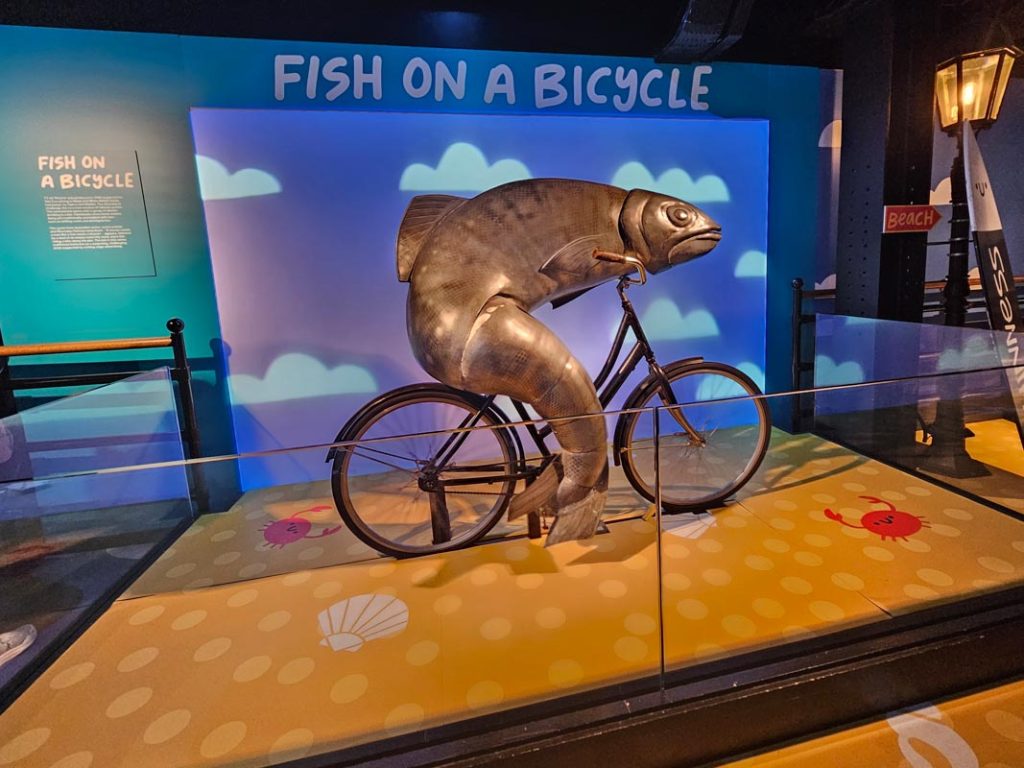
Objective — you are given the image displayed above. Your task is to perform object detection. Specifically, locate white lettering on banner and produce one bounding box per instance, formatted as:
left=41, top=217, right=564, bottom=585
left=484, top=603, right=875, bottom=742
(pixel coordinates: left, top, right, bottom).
left=640, top=69, right=663, bottom=107
left=433, top=60, right=466, bottom=101
left=484, top=64, right=515, bottom=105
left=352, top=55, right=383, bottom=100
left=612, top=67, right=638, bottom=112
left=668, top=69, right=687, bottom=108
left=403, top=57, right=431, bottom=98
left=587, top=67, right=611, bottom=104
left=306, top=55, right=321, bottom=99
left=276, top=54, right=382, bottom=101
left=274, top=53, right=713, bottom=111
left=323, top=57, right=351, bottom=101
left=691, top=65, right=712, bottom=110
left=274, top=54, right=304, bottom=100
left=537, top=63, right=712, bottom=110
left=535, top=64, right=567, bottom=108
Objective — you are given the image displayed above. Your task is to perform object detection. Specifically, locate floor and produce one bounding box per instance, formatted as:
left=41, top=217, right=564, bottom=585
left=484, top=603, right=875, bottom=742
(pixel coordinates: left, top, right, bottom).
left=2, top=429, right=1024, bottom=767
left=722, top=675, right=1024, bottom=767
left=0, top=497, right=189, bottom=695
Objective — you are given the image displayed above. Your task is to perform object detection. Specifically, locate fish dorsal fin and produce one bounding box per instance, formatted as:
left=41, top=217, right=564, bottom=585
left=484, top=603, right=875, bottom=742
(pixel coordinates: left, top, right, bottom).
left=538, top=234, right=612, bottom=285
left=396, top=194, right=467, bottom=282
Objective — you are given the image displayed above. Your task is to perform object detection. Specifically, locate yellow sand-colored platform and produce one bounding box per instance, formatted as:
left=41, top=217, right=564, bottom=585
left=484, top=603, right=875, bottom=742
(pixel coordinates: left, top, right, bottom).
left=723, top=676, right=1024, bottom=767
left=917, top=418, right=1024, bottom=514
left=967, top=418, right=1024, bottom=479
left=3, top=432, right=1024, bottom=768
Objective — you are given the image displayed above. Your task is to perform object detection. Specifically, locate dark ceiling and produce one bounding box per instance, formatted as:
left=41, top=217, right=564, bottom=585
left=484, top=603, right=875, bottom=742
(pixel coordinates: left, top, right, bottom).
left=2, top=0, right=1024, bottom=71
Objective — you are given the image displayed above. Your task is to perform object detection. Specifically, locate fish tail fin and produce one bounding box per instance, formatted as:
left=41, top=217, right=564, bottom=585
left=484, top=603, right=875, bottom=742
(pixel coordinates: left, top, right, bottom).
left=545, top=488, right=606, bottom=546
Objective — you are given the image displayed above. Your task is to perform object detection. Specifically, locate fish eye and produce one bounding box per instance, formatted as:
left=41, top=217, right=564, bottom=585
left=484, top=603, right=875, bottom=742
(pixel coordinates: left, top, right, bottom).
left=667, top=205, right=690, bottom=226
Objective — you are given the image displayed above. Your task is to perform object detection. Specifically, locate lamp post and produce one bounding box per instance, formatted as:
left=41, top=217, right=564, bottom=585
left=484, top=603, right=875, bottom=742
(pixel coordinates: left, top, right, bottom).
left=921, top=47, right=1019, bottom=478
left=935, top=46, right=1020, bottom=325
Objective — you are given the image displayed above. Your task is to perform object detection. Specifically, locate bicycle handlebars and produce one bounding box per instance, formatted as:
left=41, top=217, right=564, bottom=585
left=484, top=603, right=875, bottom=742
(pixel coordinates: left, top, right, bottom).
left=592, top=249, right=647, bottom=285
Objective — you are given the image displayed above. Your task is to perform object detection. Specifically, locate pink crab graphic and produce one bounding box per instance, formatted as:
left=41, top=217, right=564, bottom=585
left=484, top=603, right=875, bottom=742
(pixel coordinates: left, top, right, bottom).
left=260, top=505, right=342, bottom=549
left=825, top=496, right=930, bottom=541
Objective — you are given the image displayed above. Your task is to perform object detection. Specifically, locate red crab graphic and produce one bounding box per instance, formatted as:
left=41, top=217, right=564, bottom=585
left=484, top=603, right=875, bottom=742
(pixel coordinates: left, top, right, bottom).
left=824, top=496, right=930, bottom=541
left=260, top=505, right=342, bottom=549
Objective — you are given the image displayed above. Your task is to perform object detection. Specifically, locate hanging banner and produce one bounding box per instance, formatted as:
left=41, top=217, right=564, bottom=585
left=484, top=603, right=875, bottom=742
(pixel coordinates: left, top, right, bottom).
left=963, top=120, right=1024, bottom=448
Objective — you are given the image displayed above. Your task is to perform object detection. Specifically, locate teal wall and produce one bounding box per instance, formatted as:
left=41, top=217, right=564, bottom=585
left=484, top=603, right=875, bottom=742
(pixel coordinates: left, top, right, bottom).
left=0, top=27, right=218, bottom=361
left=0, top=25, right=831, bottom=421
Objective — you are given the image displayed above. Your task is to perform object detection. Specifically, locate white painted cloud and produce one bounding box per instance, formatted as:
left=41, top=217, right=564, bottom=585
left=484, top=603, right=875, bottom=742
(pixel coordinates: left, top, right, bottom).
left=229, top=353, right=377, bottom=405
left=818, top=119, right=842, bottom=148
left=937, top=335, right=993, bottom=372
left=734, top=250, right=766, bottom=278
left=814, top=354, right=865, bottom=386
left=738, top=362, right=765, bottom=391
left=399, top=142, right=531, bottom=192
left=930, top=176, right=951, bottom=206
left=815, top=273, right=836, bottom=291
left=641, top=299, right=720, bottom=341
left=195, top=155, right=282, bottom=201
left=610, top=162, right=730, bottom=203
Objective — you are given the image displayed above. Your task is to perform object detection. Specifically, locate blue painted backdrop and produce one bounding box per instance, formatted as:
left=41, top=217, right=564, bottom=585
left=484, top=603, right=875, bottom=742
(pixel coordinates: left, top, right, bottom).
left=192, top=110, right=769, bottom=486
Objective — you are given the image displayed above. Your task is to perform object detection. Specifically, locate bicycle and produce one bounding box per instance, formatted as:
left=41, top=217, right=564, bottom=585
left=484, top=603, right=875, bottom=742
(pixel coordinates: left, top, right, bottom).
left=327, top=250, right=771, bottom=558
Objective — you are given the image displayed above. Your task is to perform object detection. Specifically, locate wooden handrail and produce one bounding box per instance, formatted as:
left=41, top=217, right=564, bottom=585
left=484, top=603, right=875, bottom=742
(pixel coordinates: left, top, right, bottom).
left=0, top=336, right=172, bottom=357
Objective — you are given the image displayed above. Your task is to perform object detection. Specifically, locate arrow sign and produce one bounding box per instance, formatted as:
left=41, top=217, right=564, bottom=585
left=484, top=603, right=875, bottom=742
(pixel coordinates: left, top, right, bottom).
left=882, top=204, right=943, bottom=233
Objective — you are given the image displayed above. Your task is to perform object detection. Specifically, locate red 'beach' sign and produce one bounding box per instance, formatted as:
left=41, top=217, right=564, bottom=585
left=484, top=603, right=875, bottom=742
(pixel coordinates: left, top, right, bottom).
left=882, top=204, right=943, bottom=233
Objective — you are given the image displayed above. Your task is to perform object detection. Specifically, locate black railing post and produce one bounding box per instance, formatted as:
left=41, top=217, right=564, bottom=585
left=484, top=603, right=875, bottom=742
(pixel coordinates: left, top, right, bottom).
left=167, top=318, right=209, bottom=511
left=791, top=278, right=805, bottom=433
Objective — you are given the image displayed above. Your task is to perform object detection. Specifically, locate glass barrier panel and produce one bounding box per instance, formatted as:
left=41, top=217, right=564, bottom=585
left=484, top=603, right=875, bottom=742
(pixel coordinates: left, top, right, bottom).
left=0, top=368, right=191, bottom=695
left=1, top=408, right=662, bottom=766
left=814, top=313, right=1018, bottom=384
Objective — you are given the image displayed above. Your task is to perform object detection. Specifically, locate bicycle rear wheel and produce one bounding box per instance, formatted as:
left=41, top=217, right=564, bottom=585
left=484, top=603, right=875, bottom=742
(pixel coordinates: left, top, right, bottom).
left=331, top=385, right=517, bottom=557
left=618, top=361, right=770, bottom=511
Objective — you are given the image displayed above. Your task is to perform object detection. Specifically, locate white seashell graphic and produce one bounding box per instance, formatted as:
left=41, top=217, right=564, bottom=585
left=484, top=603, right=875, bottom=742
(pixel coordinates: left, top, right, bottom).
left=663, top=513, right=717, bottom=540
left=318, top=593, right=409, bottom=652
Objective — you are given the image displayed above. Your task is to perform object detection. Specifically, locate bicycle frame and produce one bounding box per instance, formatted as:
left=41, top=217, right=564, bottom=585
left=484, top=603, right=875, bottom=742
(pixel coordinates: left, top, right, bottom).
left=424, top=275, right=703, bottom=486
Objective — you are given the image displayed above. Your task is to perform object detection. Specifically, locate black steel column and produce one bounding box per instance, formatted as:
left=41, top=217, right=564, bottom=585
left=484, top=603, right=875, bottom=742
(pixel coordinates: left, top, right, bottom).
left=830, top=0, right=937, bottom=460
left=835, top=0, right=936, bottom=320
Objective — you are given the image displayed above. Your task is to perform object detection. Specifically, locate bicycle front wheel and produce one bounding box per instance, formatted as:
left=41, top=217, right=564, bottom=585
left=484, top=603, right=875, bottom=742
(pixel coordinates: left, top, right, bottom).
left=619, top=362, right=770, bottom=511
left=331, top=386, right=517, bottom=557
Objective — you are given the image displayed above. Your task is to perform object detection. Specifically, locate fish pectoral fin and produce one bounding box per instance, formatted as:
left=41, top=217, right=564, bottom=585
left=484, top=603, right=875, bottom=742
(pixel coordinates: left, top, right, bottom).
left=396, top=194, right=467, bottom=282
left=508, top=459, right=561, bottom=521
left=550, top=286, right=597, bottom=309
left=538, top=234, right=617, bottom=286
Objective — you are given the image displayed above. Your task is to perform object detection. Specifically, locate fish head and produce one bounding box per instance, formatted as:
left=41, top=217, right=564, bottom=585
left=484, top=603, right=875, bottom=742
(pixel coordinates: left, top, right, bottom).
left=620, top=190, right=721, bottom=274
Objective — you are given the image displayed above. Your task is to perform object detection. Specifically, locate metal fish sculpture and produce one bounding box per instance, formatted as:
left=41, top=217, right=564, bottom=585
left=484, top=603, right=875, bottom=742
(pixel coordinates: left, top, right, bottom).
left=398, top=178, right=721, bottom=545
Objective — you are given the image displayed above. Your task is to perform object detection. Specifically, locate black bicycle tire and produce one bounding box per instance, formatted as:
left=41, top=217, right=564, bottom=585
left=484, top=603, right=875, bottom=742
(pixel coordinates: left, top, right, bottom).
left=330, top=385, right=517, bottom=558
left=618, top=361, right=771, bottom=512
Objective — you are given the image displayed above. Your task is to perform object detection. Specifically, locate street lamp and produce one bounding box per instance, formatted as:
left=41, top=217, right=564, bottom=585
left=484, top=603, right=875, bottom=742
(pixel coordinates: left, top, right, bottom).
left=935, top=46, right=1020, bottom=325
left=923, top=47, right=1019, bottom=478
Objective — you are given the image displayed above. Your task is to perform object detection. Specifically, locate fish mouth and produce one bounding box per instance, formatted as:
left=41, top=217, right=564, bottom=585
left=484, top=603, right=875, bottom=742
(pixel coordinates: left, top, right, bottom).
left=667, top=227, right=722, bottom=263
